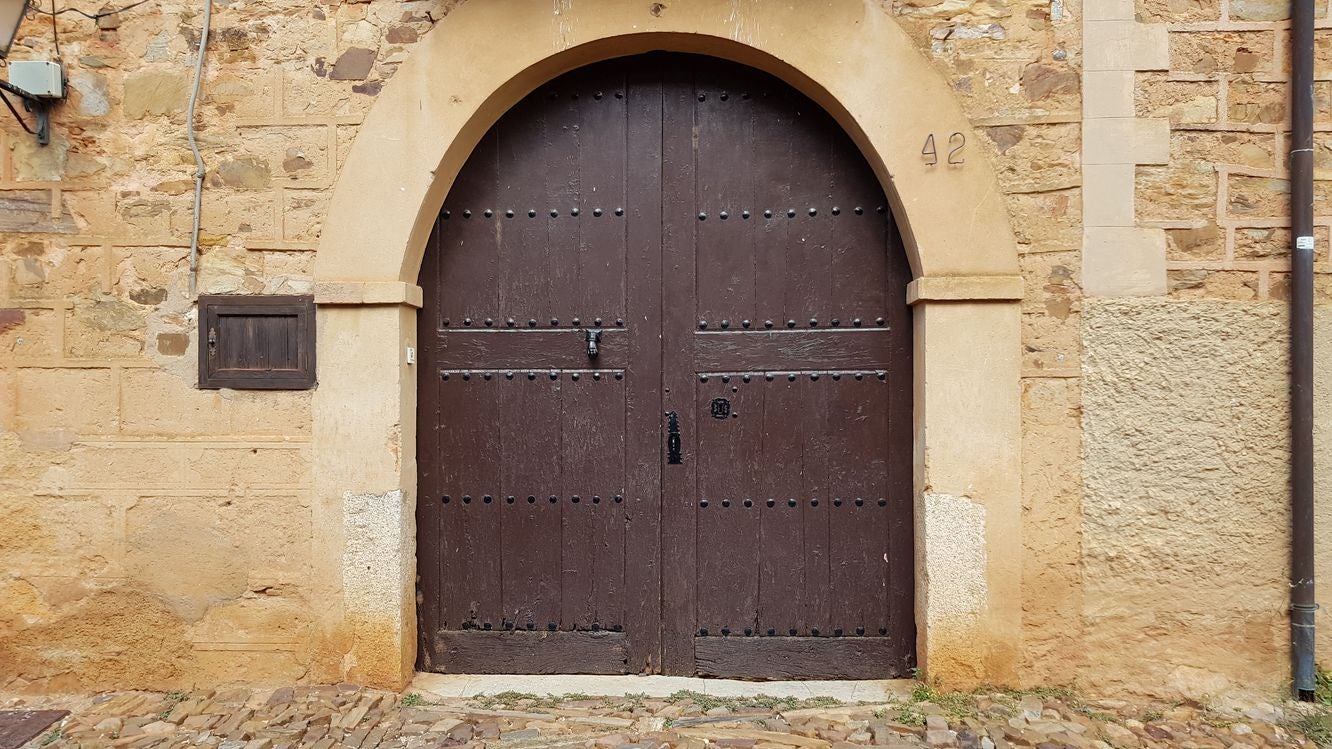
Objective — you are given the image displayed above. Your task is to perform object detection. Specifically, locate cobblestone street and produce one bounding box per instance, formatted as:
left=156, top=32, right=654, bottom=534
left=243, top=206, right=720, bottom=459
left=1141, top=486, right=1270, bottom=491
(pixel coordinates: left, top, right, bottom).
left=5, top=683, right=1330, bottom=749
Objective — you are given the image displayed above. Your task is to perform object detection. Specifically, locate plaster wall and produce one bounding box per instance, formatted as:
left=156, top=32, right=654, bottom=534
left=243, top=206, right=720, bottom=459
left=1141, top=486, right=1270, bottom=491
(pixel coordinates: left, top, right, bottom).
left=0, top=0, right=1329, bottom=696
left=1081, top=299, right=1332, bottom=698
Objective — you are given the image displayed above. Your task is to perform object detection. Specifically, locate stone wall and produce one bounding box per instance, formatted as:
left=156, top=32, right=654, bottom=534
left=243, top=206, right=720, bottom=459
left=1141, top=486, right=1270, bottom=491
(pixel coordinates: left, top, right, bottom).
left=0, top=0, right=1327, bottom=694
left=0, top=0, right=457, bottom=691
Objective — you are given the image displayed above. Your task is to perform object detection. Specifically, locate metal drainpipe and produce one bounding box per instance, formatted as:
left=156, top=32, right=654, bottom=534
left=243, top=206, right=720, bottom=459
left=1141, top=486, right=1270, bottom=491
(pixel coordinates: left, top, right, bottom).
left=1290, top=0, right=1318, bottom=703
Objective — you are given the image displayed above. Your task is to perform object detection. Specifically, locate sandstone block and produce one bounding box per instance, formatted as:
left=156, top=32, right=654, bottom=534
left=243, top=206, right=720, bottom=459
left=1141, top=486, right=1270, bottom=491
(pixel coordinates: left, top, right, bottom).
left=120, top=369, right=232, bottom=435
left=16, top=368, right=117, bottom=434
left=1082, top=227, right=1167, bottom=297
left=0, top=191, right=78, bottom=234
left=0, top=307, right=60, bottom=359
left=71, top=71, right=111, bottom=116
left=123, top=69, right=190, bottom=119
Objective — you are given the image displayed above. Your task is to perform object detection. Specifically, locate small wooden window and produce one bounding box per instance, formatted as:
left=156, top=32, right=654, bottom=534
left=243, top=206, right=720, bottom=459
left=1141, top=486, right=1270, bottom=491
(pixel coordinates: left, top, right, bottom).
left=198, top=295, right=316, bottom=390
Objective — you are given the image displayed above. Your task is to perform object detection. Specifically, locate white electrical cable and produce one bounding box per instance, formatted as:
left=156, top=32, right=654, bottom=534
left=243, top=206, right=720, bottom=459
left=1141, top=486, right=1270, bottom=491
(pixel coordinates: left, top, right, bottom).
left=185, top=0, right=211, bottom=297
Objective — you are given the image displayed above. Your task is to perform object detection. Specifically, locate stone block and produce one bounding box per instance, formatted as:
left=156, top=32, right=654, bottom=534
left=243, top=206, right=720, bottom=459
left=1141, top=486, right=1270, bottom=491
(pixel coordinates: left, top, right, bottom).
left=0, top=307, right=61, bottom=359
left=1228, top=80, right=1288, bottom=126
left=1084, top=71, right=1135, bottom=119
left=991, top=123, right=1080, bottom=193
left=1171, top=130, right=1277, bottom=170
left=16, top=368, right=117, bottom=434
left=283, top=189, right=332, bottom=242
left=193, top=246, right=268, bottom=296
left=48, top=444, right=171, bottom=491
left=224, top=390, right=313, bottom=437
left=1136, top=0, right=1221, bottom=22
left=1234, top=226, right=1329, bottom=261
left=1020, top=250, right=1081, bottom=318
left=1085, top=21, right=1169, bottom=71
left=1022, top=308, right=1081, bottom=373
left=156, top=332, right=190, bottom=356
left=1230, top=0, right=1292, bottom=21
left=125, top=498, right=249, bottom=620
left=120, top=369, right=231, bottom=436
left=1083, top=164, right=1135, bottom=227
left=1135, top=75, right=1218, bottom=124
left=1165, top=224, right=1226, bottom=262
left=1168, top=269, right=1259, bottom=300
left=179, top=444, right=312, bottom=489
left=1135, top=164, right=1217, bottom=222
left=222, top=495, right=313, bottom=582
left=1171, top=31, right=1275, bottom=77
left=65, top=297, right=147, bottom=360
left=1226, top=174, right=1290, bottom=219
left=7, top=244, right=106, bottom=301
left=116, top=191, right=188, bottom=238
left=114, top=246, right=190, bottom=301
left=1084, top=0, right=1134, bottom=20
left=0, top=494, right=123, bottom=577
left=12, top=134, right=70, bottom=182
left=237, top=126, right=334, bottom=184
left=0, top=191, right=78, bottom=236
left=285, top=69, right=357, bottom=118
left=1082, top=227, right=1167, bottom=297
left=1082, top=118, right=1170, bottom=165
left=122, top=69, right=190, bottom=119
left=70, top=71, right=111, bottom=117
left=1005, top=189, right=1080, bottom=253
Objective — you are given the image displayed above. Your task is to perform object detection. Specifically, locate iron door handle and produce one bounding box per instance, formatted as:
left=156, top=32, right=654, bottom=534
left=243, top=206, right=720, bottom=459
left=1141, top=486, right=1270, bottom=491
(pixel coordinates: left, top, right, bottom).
left=585, top=328, right=602, bottom=358
left=666, top=411, right=682, bottom=464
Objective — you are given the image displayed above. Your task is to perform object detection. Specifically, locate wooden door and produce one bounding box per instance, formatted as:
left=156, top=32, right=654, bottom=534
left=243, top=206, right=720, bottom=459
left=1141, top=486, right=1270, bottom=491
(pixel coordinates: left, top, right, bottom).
left=416, top=59, right=663, bottom=674
left=659, top=60, right=915, bottom=679
left=417, top=53, right=915, bottom=678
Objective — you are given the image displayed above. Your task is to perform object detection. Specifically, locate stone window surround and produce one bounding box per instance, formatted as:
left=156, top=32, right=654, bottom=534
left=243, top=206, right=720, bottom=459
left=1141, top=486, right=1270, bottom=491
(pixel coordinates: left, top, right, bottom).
left=309, top=0, right=1025, bottom=688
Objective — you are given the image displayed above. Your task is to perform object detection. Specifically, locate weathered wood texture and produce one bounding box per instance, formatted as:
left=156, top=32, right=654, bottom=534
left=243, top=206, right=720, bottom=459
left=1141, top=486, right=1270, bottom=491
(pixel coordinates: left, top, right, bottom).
left=0, top=710, right=68, bottom=749
left=198, top=295, right=316, bottom=390
left=430, top=631, right=629, bottom=674
left=418, top=53, right=914, bottom=679
left=694, top=637, right=913, bottom=679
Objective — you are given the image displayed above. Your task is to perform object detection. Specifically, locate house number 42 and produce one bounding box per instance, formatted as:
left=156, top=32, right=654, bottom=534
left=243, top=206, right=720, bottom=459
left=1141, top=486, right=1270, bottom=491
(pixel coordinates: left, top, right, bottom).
left=922, top=132, right=965, bottom=166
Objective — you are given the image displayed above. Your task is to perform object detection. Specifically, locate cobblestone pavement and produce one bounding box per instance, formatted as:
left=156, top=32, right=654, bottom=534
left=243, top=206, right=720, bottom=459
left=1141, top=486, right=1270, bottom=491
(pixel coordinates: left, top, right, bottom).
left=6, top=683, right=1331, bottom=749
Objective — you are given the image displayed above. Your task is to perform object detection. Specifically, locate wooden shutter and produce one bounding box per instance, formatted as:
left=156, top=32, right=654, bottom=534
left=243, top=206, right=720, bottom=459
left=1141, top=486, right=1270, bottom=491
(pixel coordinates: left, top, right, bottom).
left=198, top=295, right=316, bottom=390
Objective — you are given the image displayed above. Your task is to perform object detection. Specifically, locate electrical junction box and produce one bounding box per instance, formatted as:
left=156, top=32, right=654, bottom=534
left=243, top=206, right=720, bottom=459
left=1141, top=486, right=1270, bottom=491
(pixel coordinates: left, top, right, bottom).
left=7, top=61, right=64, bottom=98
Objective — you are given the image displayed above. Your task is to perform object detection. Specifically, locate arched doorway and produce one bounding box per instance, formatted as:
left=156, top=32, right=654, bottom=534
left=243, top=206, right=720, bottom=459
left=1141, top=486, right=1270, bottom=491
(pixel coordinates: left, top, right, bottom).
left=311, top=0, right=1025, bottom=690
left=415, top=54, right=915, bottom=678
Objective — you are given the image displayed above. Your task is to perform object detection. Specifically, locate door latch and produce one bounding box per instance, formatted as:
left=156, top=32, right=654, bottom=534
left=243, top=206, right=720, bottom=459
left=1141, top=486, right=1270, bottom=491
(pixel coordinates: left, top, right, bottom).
left=666, top=411, right=682, bottom=464
left=585, top=328, right=603, bottom=358
left=207, top=326, right=217, bottom=358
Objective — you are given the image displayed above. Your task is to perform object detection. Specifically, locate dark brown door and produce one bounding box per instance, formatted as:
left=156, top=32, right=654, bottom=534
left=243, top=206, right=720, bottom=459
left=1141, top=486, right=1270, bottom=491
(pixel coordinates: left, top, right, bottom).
left=417, top=54, right=914, bottom=678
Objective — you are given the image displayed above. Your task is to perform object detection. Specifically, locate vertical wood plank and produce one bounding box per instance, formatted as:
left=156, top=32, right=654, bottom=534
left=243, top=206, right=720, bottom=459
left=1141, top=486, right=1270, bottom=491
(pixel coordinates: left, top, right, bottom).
left=499, top=375, right=563, bottom=631
left=827, top=376, right=891, bottom=636
left=622, top=60, right=664, bottom=671
left=416, top=226, right=442, bottom=667
left=757, top=376, right=804, bottom=636
left=695, top=374, right=761, bottom=636
left=498, top=93, right=549, bottom=322
left=885, top=222, right=916, bottom=662
left=660, top=58, right=700, bottom=674
left=439, top=374, right=502, bottom=628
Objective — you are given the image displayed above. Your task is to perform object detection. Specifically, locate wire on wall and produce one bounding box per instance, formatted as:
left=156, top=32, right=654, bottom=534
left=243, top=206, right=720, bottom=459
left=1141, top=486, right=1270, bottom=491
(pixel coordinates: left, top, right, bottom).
left=185, top=0, right=211, bottom=297
left=48, top=0, right=59, bottom=58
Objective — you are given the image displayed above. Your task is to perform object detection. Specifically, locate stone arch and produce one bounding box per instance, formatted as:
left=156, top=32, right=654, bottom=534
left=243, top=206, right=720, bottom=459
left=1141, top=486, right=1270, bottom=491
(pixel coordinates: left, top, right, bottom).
left=311, top=0, right=1024, bottom=689
left=313, top=0, right=1021, bottom=286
